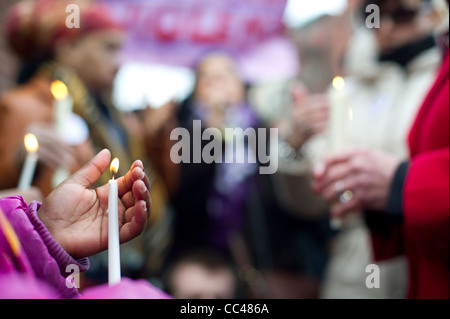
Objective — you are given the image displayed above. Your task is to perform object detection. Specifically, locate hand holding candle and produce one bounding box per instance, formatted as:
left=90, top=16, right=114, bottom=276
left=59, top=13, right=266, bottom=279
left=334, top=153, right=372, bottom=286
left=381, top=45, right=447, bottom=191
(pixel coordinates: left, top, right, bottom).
left=313, top=149, right=401, bottom=219
left=38, top=149, right=151, bottom=260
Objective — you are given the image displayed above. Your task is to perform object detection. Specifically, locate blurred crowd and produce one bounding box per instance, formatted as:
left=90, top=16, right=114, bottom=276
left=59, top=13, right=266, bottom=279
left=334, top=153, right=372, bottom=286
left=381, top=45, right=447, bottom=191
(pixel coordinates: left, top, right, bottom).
left=0, top=0, right=448, bottom=299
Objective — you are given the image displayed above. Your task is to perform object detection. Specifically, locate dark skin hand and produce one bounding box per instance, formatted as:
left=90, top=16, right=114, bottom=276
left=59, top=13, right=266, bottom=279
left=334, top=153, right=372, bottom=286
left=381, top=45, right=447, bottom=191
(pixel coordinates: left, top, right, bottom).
left=38, top=149, right=151, bottom=259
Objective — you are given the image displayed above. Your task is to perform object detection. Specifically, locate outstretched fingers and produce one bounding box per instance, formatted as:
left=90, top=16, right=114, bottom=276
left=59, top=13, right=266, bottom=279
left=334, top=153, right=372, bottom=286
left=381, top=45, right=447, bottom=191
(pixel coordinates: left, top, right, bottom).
left=112, top=160, right=152, bottom=244
left=117, top=160, right=149, bottom=197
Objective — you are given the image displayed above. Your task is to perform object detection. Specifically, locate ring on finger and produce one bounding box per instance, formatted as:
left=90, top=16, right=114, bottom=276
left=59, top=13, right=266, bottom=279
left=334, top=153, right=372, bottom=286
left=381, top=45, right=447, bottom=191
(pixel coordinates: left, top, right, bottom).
left=340, top=190, right=354, bottom=204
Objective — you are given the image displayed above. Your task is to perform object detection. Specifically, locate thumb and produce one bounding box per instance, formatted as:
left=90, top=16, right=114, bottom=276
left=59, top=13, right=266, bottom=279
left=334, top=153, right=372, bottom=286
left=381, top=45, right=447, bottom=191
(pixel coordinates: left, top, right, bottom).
left=66, top=149, right=111, bottom=188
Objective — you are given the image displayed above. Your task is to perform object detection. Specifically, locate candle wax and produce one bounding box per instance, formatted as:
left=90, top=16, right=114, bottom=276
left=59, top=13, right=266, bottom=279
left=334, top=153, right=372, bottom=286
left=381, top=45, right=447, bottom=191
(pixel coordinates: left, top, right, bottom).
left=108, top=178, right=121, bottom=285
left=18, top=152, right=38, bottom=190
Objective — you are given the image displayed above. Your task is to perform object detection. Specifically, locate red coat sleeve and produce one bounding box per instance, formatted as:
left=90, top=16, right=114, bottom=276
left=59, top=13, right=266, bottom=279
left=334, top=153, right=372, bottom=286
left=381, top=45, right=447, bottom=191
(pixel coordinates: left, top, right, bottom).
left=403, top=50, right=449, bottom=247
left=403, top=148, right=449, bottom=244
left=370, top=224, right=404, bottom=261
left=371, top=51, right=449, bottom=262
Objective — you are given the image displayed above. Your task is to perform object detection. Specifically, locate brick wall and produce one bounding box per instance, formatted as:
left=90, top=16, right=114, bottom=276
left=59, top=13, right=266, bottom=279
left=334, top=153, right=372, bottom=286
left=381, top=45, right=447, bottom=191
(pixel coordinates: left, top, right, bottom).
left=0, top=0, right=20, bottom=94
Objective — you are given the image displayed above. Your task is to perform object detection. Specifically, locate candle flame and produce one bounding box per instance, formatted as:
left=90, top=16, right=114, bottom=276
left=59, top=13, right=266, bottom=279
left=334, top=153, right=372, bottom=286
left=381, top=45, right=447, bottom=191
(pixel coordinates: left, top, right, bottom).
left=349, top=107, right=354, bottom=122
left=50, top=80, right=69, bottom=100
left=110, top=158, right=119, bottom=178
left=24, top=134, right=39, bottom=153
left=332, top=76, right=345, bottom=91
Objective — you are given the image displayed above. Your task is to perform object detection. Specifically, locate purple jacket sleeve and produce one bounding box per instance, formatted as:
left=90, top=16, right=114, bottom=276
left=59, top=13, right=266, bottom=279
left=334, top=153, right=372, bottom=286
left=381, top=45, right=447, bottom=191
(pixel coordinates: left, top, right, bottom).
left=0, top=196, right=89, bottom=298
left=79, top=278, right=173, bottom=299
left=0, top=196, right=173, bottom=299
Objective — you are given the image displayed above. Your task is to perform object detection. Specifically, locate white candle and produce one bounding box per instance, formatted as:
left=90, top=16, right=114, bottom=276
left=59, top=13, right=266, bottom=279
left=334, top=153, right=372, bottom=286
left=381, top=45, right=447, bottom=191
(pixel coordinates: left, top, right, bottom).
left=51, top=80, right=73, bottom=188
left=51, top=80, right=73, bottom=136
left=108, top=158, right=121, bottom=286
left=18, top=134, right=39, bottom=190
left=328, top=76, right=350, bottom=230
left=329, top=76, right=348, bottom=152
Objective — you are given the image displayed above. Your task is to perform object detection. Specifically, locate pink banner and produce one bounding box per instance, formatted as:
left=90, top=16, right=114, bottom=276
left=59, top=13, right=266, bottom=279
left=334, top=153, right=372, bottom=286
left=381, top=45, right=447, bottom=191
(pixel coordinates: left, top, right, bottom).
left=98, top=0, right=299, bottom=82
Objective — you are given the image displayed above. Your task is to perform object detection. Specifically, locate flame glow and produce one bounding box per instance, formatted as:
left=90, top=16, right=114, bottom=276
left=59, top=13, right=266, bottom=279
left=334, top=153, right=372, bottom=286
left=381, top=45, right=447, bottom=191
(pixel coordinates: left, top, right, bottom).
left=110, top=158, right=120, bottom=178
left=24, top=134, right=39, bottom=153
left=349, top=107, right=354, bottom=122
left=50, top=80, right=69, bottom=100
left=332, top=76, right=345, bottom=91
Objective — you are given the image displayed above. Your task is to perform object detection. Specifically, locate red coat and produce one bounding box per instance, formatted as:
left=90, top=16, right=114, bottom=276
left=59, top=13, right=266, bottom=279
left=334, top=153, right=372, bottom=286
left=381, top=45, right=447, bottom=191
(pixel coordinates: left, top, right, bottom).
left=371, top=51, right=449, bottom=299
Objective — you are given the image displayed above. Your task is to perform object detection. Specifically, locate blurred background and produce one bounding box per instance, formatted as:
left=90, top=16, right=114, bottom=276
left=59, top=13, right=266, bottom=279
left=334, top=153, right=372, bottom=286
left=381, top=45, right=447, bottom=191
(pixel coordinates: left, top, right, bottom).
left=0, top=0, right=447, bottom=300
left=0, top=0, right=350, bottom=110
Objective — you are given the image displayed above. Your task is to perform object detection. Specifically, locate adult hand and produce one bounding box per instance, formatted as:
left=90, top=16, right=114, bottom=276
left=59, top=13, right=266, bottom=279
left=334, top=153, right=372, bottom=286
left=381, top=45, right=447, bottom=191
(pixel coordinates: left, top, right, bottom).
left=313, top=148, right=401, bottom=217
left=38, top=149, right=151, bottom=259
left=286, top=83, right=329, bottom=149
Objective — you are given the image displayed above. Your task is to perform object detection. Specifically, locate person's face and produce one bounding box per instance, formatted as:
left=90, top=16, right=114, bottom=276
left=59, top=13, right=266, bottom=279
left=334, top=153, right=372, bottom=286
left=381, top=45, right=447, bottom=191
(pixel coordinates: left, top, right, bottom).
left=58, top=30, right=124, bottom=92
left=171, top=263, right=236, bottom=299
left=374, top=0, right=436, bottom=53
left=194, top=54, right=245, bottom=107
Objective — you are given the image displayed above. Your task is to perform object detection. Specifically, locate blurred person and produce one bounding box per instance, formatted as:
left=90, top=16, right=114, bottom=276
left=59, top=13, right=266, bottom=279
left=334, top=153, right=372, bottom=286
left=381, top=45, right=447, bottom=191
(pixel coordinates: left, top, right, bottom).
left=163, top=250, right=238, bottom=299
left=163, top=52, right=316, bottom=299
left=273, top=0, right=443, bottom=298
left=314, top=0, right=449, bottom=299
left=166, top=53, right=257, bottom=258
left=0, top=0, right=110, bottom=198
left=0, top=149, right=171, bottom=299
left=166, top=51, right=260, bottom=266
left=0, top=0, right=173, bottom=284
left=251, top=13, right=363, bottom=289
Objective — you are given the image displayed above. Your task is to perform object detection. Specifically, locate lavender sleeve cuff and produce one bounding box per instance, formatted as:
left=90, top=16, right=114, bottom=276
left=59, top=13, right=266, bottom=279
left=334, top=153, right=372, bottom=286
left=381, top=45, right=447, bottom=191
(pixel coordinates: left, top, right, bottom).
left=26, top=201, right=90, bottom=274
left=0, top=196, right=89, bottom=298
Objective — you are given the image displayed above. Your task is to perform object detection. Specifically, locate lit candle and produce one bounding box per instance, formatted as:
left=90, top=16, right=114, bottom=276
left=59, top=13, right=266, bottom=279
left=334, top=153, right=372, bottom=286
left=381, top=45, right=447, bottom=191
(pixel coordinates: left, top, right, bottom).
left=18, top=134, right=39, bottom=190
left=329, top=76, right=348, bottom=152
left=50, top=80, right=73, bottom=187
left=108, top=158, right=121, bottom=286
left=51, top=80, right=73, bottom=135
left=328, top=76, right=351, bottom=230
